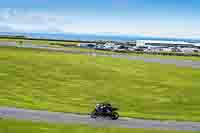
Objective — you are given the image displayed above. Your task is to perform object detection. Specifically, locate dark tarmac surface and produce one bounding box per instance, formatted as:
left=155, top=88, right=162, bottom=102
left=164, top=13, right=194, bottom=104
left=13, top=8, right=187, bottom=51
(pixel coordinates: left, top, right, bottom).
left=1, top=42, right=200, bottom=68
left=0, top=107, right=200, bottom=131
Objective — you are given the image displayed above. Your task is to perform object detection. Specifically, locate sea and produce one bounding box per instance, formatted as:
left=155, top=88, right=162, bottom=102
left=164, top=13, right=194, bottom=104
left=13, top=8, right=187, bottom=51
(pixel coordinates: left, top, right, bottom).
left=0, top=32, right=199, bottom=43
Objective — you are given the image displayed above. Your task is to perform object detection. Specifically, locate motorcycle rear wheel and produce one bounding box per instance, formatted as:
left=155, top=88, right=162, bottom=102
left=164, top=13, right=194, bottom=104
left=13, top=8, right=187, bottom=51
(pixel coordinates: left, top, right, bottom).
left=90, top=110, right=97, bottom=118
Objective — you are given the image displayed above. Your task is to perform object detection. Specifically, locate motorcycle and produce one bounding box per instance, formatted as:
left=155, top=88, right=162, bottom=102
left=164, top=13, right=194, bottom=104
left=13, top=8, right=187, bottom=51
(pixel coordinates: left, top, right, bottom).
left=90, top=106, right=119, bottom=120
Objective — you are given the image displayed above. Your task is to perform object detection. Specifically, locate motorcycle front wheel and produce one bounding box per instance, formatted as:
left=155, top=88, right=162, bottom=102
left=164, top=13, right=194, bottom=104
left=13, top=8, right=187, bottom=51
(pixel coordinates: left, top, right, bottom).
left=111, top=112, right=119, bottom=120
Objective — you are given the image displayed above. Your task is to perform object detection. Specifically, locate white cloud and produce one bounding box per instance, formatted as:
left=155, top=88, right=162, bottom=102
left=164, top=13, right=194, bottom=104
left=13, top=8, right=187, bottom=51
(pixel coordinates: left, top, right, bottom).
left=0, top=8, right=73, bottom=33
left=0, top=8, right=199, bottom=39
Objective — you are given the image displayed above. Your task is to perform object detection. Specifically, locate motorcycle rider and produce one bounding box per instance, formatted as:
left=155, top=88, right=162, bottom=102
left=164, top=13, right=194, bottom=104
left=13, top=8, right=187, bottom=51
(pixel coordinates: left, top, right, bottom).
left=95, top=103, right=101, bottom=111
left=95, top=103, right=112, bottom=113
left=91, top=103, right=119, bottom=120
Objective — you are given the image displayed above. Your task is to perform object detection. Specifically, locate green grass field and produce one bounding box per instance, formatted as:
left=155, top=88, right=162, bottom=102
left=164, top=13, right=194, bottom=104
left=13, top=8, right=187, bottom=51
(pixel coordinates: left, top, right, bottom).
left=0, top=47, right=200, bottom=121
left=51, top=46, right=116, bottom=54
left=0, top=38, right=79, bottom=46
left=0, top=119, right=196, bottom=133
left=1, top=38, right=200, bottom=61
left=128, top=53, right=200, bottom=61
left=0, top=38, right=116, bottom=54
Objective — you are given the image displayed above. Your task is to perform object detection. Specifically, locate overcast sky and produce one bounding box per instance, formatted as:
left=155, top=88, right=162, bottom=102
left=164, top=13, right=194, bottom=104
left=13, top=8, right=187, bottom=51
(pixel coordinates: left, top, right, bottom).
left=0, top=0, right=200, bottom=38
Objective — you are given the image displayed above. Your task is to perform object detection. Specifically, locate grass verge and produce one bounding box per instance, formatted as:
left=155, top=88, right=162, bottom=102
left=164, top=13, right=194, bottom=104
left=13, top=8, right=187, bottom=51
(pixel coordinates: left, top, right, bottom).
left=127, top=53, right=200, bottom=61
left=0, top=38, right=79, bottom=46
left=0, top=47, right=200, bottom=121
left=1, top=38, right=200, bottom=61
left=0, top=118, right=197, bottom=133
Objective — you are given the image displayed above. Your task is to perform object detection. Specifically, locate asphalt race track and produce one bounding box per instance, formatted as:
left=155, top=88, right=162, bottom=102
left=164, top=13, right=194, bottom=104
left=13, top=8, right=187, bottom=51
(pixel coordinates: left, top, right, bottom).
left=1, top=42, right=200, bottom=68
left=0, top=107, right=200, bottom=131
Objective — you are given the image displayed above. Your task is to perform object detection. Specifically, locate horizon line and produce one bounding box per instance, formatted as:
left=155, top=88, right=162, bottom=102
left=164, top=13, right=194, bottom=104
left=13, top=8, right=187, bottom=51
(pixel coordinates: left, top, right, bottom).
left=0, top=31, right=199, bottom=41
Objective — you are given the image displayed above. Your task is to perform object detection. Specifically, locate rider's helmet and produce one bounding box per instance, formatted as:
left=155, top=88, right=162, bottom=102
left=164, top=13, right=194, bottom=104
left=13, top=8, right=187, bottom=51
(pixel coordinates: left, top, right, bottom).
left=95, top=103, right=100, bottom=109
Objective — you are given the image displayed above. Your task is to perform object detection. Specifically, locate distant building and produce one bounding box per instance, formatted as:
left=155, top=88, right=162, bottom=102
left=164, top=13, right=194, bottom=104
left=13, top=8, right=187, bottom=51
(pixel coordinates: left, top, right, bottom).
left=127, top=41, right=136, bottom=46
left=78, top=43, right=96, bottom=48
left=180, top=48, right=200, bottom=53
left=162, top=48, right=173, bottom=52
left=104, top=42, right=116, bottom=46
left=136, top=40, right=195, bottom=47
left=194, top=43, right=200, bottom=48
